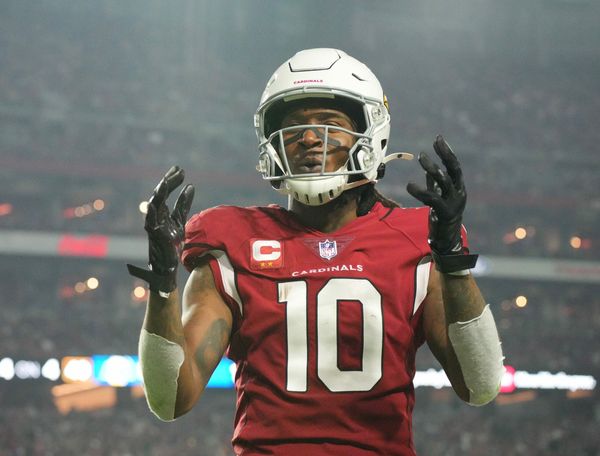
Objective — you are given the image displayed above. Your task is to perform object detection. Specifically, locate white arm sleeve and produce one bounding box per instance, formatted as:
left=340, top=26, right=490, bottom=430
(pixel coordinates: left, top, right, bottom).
left=448, top=304, right=505, bottom=406
left=138, top=329, right=185, bottom=421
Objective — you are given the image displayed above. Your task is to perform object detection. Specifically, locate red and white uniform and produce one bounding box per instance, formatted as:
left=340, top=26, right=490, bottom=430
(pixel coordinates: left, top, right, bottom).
left=182, top=202, right=453, bottom=456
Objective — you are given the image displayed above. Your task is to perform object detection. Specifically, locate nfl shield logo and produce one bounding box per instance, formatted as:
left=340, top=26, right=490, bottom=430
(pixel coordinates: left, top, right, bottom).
left=319, top=239, right=338, bottom=260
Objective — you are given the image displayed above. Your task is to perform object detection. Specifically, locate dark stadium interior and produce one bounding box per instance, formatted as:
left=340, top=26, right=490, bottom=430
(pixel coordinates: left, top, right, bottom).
left=0, top=1, right=598, bottom=455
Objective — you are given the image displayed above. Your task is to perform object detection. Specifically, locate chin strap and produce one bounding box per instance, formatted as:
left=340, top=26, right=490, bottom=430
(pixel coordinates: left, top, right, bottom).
left=373, top=152, right=414, bottom=180
left=352, top=152, right=415, bottom=187
left=383, top=152, right=415, bottom=163
left=342, top=177, right=372, bottom=191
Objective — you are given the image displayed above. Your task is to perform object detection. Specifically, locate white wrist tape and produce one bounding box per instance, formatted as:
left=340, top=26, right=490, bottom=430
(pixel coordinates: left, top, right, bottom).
left=448, top=305, right=504, bottom=406
left=446, top=269, right=471, bottom=276
left=139, top=329, right=185, bottom=421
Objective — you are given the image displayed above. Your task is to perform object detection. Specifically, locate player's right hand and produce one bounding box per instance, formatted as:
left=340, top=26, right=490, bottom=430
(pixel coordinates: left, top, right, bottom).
left=127, top=166, right=194, bottom=296
left=145, top=166, right=195, bottom=275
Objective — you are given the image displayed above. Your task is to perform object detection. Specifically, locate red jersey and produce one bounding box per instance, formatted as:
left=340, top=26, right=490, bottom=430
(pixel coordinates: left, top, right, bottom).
left=182, top=202, right=444, bottom=456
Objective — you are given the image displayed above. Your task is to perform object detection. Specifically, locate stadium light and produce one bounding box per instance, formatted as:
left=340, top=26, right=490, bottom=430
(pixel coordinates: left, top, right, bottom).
left=514, top=227, right=527, bottom=240
left=515, top=295, right=528, bottom=308
left=86, top=277, right=99, bottom=290
left=0, top=203, right=13, bottom=216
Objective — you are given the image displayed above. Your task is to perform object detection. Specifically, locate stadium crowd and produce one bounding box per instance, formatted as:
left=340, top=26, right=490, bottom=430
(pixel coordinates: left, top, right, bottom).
left=1, top=392, right=599, bottom=455
left=1, top=256, right=598, bottom=455
left=1, top=0, right=598, bottom=262
left=0, top=377, right=598, bottom=455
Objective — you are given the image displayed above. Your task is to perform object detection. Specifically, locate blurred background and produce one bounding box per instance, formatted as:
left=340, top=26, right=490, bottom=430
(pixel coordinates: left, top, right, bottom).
left=0, top=0, right=599, bottom=454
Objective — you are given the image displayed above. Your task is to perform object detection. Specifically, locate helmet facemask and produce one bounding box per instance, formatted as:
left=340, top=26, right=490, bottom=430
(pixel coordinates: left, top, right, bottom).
left=257, top=94, right=389, bottom=206
left=257, top=120, right=378, bottom=201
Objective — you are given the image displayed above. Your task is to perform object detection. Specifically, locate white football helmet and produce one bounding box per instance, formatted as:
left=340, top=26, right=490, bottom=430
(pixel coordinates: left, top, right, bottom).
left=255, top=48, right=393, bottom=206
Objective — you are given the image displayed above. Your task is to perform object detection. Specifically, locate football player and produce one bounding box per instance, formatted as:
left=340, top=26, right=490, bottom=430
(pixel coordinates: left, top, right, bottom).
left=128, top=48, right=504, bottom=456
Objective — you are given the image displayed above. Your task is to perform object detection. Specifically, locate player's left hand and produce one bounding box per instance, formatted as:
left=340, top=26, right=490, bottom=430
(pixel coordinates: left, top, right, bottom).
left=406, top=135, right=466, bottom=256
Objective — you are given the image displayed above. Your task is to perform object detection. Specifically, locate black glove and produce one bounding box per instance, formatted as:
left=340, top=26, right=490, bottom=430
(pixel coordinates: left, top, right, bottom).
left=406, top=135, right=477, bottom=273
left=127, top=166, right=195, bottom=296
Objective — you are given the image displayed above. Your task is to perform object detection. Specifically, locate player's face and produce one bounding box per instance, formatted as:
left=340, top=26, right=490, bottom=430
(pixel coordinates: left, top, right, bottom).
left=279, top=107, right=357, bottom=175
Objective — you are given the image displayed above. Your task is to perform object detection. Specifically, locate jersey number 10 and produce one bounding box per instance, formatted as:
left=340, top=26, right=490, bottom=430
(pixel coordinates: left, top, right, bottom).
left=278, top=278, right=383, bottom=393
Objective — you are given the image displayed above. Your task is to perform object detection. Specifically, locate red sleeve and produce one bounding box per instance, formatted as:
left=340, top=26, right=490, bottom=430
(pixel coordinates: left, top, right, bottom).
left=181, top=206, right=230, bottom=271
left=180, top=206, right=244, bottom=327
